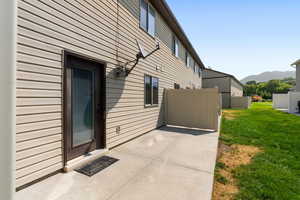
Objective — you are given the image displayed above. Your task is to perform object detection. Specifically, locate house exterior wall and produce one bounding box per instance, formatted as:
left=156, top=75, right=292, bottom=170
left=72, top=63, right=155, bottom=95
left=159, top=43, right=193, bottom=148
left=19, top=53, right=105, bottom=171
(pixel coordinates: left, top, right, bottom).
left=156, top=13, right=173, bottom=50
left=202, top=77, right=230, bottom=93
left=119, top=0, right=139, bottom=19
left=202, top=69, right=243, bottom=108
left=231, top=97, right=251, bottom=109
left=288, top=92, right=300, bottom=113
left=203, top=69, right=225, bottom=79
left=231, top=79, right=243, bottom=97
left=16, top=0, right=202, bottom=188
left=221, top=93, right=231, bottom=108
left=296, top=64, right=300, bottom=92
left=202, top=70, right=230, bottom=93
left=202, top=69, right=230, bottom=108
left=202, top=78, right=230, bottom=108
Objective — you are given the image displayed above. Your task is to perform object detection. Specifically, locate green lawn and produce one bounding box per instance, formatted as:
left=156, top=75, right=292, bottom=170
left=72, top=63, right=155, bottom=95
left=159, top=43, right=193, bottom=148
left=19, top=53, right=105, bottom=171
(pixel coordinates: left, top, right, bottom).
left=221, top=102, right=300, bottom=200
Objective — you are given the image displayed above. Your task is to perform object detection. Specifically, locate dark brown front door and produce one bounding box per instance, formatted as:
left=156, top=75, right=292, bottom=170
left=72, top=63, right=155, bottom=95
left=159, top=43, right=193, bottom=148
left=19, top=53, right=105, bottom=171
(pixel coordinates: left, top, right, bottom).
left=64, top=52, right=105, bottom=161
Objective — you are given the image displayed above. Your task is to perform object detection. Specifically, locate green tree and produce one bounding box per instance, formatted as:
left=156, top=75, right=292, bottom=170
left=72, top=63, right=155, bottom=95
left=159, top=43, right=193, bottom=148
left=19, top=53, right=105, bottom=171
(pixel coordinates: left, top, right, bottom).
left=243, top=78, right=294, bottom=99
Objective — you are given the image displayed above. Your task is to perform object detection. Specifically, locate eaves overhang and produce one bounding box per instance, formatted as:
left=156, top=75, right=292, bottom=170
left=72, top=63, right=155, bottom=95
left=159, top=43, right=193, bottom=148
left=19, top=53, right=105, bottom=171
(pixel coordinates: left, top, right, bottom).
left=149, top=0, right=205, bottom=69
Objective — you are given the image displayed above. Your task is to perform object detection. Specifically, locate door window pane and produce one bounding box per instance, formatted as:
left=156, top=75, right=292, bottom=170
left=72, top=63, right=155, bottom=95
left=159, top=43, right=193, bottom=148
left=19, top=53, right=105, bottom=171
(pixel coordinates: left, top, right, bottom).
left=72, top=68, right=94, bottom=147
left=145, top=75, right=152, bottom=105
left=152, top=77, right=159, bottom=105
left=140, top=0, right=148, bottom=31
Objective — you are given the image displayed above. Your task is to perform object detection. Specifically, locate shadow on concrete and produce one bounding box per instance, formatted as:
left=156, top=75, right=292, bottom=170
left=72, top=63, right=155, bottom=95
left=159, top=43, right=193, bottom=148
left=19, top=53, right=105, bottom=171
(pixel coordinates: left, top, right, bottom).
left=158, top=125, right=216, bottom=136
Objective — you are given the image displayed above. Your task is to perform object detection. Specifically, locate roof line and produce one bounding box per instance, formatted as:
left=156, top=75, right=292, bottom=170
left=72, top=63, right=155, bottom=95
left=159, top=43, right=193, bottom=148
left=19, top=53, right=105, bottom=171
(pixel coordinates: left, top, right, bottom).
left=150, top=0, right=205, bottom=69
left=204, top=68, right=244, bottom=87
left=291, top=59, right=300, bottom=66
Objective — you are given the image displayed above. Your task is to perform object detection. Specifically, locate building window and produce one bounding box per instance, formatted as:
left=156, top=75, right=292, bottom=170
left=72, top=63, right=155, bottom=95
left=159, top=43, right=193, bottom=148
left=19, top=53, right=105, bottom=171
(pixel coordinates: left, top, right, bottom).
left=148, top=5, right=156, bottom=36
left=144, top=75, right=159, bottom=106
left=198, top=66, right=202, bottom=78
left=172, top=36, right=179, bottom=57
left=174, top=83, right=180, bottom=89
left=140, top=0, right=148, bottom=31
left=190, top=58, right=194, bottom=68
left=193, top=63, right=197, bottom=73
left=140, top=0, right=156, bottom=36
left=185, top=52, right=190, bottom=67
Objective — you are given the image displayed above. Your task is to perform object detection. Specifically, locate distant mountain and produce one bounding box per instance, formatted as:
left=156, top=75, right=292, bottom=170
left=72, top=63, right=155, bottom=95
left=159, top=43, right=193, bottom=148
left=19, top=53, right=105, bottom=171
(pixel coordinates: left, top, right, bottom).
left=241, top=71, right=296, bottom=84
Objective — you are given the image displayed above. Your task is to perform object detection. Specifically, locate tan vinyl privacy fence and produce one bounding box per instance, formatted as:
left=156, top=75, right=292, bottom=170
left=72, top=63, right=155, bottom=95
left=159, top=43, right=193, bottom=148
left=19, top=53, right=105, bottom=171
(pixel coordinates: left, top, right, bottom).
left=165, top=88, right=221, bottom=130
left=231, top=96, right=251, bottom=109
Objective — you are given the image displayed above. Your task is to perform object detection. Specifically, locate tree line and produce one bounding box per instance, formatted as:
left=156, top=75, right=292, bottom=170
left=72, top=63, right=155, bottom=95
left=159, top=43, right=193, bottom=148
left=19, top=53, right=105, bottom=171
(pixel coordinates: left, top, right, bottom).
left=244, top=77, right=295, bottom=99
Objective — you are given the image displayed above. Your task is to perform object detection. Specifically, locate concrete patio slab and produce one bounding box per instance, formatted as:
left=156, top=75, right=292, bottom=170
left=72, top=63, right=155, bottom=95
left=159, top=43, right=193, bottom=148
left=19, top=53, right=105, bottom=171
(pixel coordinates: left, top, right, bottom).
left=109, top=161, right=214, bottom=200
left=16, top=125, right=219, bottom=200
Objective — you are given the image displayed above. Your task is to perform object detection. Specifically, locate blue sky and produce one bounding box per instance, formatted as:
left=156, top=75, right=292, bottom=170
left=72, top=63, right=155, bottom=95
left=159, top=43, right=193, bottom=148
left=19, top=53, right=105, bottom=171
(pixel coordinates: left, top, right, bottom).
left=166, top=0, right=300, bottom=79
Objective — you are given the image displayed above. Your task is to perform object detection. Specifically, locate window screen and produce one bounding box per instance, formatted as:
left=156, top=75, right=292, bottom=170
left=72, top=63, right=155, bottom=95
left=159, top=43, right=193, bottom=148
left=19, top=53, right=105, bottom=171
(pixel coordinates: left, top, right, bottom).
left=140, top=0, right=148, bottom=31
left=148, top=5, right=156, bottom=36
left=140, top=0, right=156, bottom=36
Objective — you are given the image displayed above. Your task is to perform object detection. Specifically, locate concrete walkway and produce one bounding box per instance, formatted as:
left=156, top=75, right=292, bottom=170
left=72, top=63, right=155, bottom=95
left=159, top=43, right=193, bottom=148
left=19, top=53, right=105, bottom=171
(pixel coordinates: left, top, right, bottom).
left=16, top=126, right=219, bottom=200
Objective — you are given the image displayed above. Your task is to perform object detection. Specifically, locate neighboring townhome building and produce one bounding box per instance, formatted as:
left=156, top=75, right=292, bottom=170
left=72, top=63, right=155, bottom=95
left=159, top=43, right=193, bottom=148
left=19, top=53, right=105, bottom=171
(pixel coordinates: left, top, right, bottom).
left=202, top=69, right=244, bottom=108
left=288, top=59, right=300, bottom=113
left=292, top=59, right=300, bottom=92
left=14, top=0, right=205, bottom=189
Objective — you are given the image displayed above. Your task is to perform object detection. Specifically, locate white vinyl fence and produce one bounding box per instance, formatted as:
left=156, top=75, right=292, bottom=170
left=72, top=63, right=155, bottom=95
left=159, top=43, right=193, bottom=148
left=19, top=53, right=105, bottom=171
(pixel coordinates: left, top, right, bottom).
left=273, top=94, right=289, bottom=109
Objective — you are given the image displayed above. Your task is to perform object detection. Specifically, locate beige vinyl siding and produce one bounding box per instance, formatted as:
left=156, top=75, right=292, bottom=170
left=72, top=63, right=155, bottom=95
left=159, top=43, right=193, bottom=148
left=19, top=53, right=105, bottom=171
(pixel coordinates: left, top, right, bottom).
left=221, top=93, right=231, bottom=108
left=202, top=77, right=231, bottom=93
left=156, top=13, right=173, bottom=50
left=202, top=69, right=244, bottom=108
left=119, top=0, right=139, bottom=20
left=231, top=79, right=243, bottom=97
left=16, top=0, right=202, bottom=187
left=203, top=69, right=226, bottom=79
